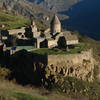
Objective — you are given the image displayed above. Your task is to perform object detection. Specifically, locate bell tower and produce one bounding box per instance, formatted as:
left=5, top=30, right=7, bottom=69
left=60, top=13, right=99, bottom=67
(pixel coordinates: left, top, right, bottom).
left=50, top=15, right=61, bottom=35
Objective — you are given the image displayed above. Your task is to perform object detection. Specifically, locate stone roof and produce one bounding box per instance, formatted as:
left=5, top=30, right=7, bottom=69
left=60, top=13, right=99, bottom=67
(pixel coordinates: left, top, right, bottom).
left=8, top=27, right=25, bottom=35
left=63, top=31, right=78, bottom=41
left=50, top=15, right=61, bottom=25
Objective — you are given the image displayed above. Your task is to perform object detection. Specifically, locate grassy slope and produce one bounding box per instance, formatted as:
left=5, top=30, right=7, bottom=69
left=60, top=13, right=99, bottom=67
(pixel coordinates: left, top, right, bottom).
left=0, top=81, right=47, bottom=100
left=0, top=80, right=73, bottom=100
left=79, top=36, right=100, bottom=57
left=0, top=11, right=30, bottom=29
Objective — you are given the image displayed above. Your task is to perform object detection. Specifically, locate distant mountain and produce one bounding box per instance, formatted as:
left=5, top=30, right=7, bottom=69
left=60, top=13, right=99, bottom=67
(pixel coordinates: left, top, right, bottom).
left=0, top=0, right=67, bottom=27
left=0, top=0, right=54, bottom=26
left=0, top=0, right=99, bottom=40
left=61, top=0, right=100, bottom=40
left=27, top=0, right=80, bottom=12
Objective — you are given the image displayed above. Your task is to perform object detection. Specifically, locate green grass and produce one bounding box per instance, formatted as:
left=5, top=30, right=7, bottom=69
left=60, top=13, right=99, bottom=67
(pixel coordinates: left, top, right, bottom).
left=52, top=76, right=100, bottom=100
left=14, top=93, right=48, bottom=100
left=7, top=46, right=35, bottom=50
left=0, top=80, right=48, bottom=100
left=0, top=11, right=30, bottom=29
left=79, top=36, right=100, bottom=56
left=0, top=80, right=73, bottom=100
left=32, top=43, right=88, bottom=55
left=0, top=91, right=48, bottom=100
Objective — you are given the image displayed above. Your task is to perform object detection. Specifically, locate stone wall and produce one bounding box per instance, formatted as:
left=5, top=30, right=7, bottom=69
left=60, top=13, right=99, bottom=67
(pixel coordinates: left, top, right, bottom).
left=8, top=27, right=25, bottom=35
left=48, top=40, right=57, bottom=48
left=48, top=49, right=93, bottom=65
left=46, top=49, right=94, bottom=82
left=67, top=40, right=79, bottom=45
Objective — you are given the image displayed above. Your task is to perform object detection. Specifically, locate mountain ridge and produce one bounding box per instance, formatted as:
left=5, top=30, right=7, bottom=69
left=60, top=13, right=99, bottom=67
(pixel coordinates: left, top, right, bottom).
left=27, top=0, right=80, bottom=12
left=0, top=0, right=68, bottom=28
left=61, top=0, right=100, bottom=40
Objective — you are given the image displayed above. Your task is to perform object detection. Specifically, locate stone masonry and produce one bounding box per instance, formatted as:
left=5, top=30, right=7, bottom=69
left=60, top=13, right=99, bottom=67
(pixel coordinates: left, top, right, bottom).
left=45, top=49, right=94, bottom=82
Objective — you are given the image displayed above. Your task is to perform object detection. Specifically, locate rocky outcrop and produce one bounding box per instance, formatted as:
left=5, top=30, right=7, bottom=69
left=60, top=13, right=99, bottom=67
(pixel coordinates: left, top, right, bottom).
left=93, top=58, right=100, bottom=82
left=45, top=49, right=94, bottom=82
left=0, top=0, right=67, bottom=26
left=28, top=0, right=80, bottom=12
left=0, top=0, right=53, bottom=26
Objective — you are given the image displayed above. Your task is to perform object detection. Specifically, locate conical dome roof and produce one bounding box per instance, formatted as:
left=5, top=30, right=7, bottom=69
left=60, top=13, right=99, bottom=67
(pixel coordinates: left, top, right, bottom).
left=51, top=15, right=61, bottom=25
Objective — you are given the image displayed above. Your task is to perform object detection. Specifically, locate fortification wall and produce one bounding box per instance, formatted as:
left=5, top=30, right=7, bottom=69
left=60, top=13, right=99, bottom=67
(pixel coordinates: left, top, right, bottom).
left=48, top=49, right=93, bottom=65
left=46, top=49, right=94, bottom=82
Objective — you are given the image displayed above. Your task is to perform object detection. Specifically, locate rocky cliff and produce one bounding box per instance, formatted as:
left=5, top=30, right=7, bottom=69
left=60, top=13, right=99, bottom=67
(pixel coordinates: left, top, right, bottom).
left=45, top=49, right=95, bottom=82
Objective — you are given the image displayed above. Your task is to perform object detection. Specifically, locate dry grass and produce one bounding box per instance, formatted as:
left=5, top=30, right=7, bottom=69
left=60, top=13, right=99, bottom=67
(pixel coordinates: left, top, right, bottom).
left=0, top=80, right=48, bottom=100
left=0, top=80, right=89, bottom=100
left=0, top=80, right=76, bottom=100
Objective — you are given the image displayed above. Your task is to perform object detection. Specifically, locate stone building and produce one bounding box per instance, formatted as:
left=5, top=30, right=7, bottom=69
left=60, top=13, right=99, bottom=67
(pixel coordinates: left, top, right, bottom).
left=63, top=31, right=79, bottom=45
left=30, top=20, right=41, bottom=39
left=50, top=15, right=61, bottom=35
left=35, top=14, right=79, bottom=48
left=0, top=14, right=78, bottom=49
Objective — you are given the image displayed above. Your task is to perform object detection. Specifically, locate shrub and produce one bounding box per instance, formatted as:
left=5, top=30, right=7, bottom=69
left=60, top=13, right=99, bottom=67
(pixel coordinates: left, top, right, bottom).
left=48, top=76, right=100, bottom=100
left=0, top=67, right=11, bottom=80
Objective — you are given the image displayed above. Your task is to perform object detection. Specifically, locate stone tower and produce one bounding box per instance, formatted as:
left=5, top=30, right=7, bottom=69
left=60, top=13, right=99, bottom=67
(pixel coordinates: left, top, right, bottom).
left=31, top=20, right=38, bottom=38
left=50, top=15, right=61, bottom=35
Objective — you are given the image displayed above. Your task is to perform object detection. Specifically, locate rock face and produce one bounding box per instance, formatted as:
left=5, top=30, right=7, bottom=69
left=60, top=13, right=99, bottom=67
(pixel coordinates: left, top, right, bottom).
left=1, top=48, right=96, bottom=86
left=0, top=0, right=68, bottom=27
left=45, top=49, right=94, bottom=82
left=28, top=0, right=80, bottom=12
left=0, top=0, right=53, bottom=25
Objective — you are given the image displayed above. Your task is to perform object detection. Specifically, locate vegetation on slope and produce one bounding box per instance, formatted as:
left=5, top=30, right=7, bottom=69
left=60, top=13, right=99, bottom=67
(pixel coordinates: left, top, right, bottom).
left=0, top=66, right=74, bottom=100
left=50, top=76, right=100, bottom=100
left=79, top=36, right=100, bottom=56
left=0, top=79, right=75, bottom=100
left=28, top=0, right=79, bottom=12
left=0, top=11, right=30, bottom=29
left=0, top=66, right=100, bottom=100
left=0, top=80, right=48, bottom=100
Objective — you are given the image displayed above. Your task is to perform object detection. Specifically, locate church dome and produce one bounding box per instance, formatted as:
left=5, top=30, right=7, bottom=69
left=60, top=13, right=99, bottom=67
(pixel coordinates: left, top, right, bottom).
left=51, top=15, right=61, bottom=25
left=50, top=15, right=61, bottom=34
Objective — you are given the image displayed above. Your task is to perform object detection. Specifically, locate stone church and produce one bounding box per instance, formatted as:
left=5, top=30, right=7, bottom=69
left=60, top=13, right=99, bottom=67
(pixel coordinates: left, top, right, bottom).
left=0, top=15, right=79, bottom=50
left=34, top=15, right=79, bottom=48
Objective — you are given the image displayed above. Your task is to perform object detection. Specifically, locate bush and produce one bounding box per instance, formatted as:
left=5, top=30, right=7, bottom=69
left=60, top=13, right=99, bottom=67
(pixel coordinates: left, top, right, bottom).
left=48, top=76, right=100, bottom=100
left=0, top=67, right=11, bottom=80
